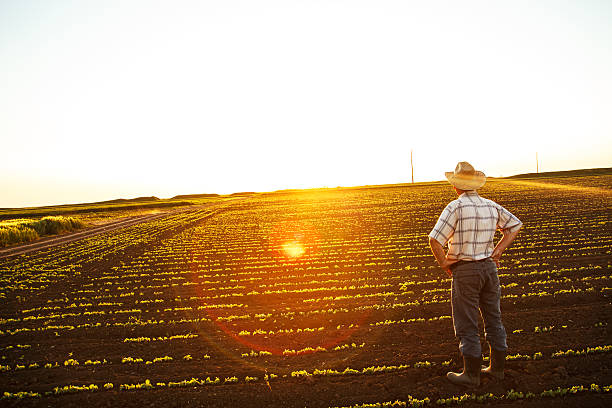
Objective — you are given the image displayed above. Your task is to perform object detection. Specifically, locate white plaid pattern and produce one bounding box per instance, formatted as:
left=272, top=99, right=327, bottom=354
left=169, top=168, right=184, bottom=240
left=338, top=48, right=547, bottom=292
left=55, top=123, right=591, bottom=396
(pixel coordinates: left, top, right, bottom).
left=429, top=191, right=522, bottom=260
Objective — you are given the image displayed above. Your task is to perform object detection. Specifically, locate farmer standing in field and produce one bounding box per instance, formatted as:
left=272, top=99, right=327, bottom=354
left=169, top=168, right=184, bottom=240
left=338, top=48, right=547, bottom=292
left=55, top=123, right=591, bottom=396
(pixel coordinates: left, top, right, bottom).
left=428, top=162, right=522, bottom=387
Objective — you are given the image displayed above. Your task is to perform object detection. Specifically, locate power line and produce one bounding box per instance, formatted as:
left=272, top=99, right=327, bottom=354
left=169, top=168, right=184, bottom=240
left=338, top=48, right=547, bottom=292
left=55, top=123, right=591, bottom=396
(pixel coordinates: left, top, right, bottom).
left=411, top=149, right=414, bottom=183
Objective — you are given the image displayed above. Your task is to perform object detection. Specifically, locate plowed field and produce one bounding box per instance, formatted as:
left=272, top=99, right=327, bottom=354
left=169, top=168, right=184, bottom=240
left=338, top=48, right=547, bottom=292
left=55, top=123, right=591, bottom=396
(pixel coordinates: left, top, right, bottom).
left=1, top=176, right=611, bottom=407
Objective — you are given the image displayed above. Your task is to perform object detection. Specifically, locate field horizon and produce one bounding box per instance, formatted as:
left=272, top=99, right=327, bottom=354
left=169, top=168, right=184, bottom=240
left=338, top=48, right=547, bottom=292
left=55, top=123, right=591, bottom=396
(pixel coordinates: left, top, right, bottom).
left=3, top=167, right=611, bottom=215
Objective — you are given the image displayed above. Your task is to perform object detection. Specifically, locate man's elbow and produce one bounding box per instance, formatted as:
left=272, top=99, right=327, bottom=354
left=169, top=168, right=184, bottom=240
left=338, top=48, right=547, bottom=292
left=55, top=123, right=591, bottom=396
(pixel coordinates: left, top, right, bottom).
left=429, top=236, right=441, bottom=248
left=502, top=223, right=522, bottom=236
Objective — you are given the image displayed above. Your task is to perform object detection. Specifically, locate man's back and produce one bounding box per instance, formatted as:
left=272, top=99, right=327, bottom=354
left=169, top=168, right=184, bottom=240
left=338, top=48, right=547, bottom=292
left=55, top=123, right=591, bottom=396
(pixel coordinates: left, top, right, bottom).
left=429, top=191, right=522, bottom=261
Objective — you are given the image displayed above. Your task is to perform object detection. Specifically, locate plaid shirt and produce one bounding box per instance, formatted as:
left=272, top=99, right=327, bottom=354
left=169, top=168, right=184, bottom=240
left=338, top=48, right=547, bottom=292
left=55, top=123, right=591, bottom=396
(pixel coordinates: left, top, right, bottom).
left=429, top=191, right=522, bottom=261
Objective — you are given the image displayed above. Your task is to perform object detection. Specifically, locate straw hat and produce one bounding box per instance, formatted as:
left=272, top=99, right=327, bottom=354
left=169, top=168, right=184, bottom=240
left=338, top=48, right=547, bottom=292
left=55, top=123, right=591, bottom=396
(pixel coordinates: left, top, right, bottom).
left=445, top=161, right=486, bottom=190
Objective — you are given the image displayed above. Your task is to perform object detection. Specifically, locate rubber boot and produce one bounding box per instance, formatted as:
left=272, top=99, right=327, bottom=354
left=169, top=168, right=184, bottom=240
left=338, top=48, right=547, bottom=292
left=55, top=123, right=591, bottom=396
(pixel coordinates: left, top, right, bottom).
left=447, top=355, right=481, bottom=387
left=481, top=345, right=506, bottom=380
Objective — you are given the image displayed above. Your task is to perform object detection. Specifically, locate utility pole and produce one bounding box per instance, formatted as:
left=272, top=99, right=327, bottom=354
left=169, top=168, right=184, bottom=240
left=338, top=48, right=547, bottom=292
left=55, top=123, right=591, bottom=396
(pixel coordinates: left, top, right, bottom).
left=411, top=149, right=414, bottom=183
left=536, top=152, right=539, bottom=174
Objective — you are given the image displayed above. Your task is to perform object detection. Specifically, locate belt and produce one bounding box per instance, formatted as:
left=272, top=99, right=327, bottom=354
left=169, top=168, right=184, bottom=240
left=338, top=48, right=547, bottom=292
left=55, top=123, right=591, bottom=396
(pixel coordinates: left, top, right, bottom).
left=450, top=258, right=492, bottom=269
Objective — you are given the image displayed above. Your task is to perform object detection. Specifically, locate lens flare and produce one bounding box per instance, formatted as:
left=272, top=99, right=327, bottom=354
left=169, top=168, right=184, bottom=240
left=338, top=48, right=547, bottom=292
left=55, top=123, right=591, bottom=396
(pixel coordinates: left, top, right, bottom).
left=268, top=220, right=319, bottom=262
left=281, top=241, right=306, bottom=258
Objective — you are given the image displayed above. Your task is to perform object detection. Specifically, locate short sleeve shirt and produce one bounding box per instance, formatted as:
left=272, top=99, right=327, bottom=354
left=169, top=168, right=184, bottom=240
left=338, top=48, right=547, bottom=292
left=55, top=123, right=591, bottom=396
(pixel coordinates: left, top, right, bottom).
left=429, top=191, right=522, bottom=260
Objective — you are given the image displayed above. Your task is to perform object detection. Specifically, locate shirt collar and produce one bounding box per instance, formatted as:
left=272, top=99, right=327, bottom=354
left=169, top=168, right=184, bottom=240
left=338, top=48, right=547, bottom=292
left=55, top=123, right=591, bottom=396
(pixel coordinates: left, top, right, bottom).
left=459, top=190, right=479, bottom=199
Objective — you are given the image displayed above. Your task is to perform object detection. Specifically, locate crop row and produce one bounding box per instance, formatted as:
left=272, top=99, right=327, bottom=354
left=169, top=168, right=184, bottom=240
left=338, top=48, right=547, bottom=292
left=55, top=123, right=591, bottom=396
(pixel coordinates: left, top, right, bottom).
left=2, top=343, right=609, bottom=376
left=331, top=383, right=612, bottom=408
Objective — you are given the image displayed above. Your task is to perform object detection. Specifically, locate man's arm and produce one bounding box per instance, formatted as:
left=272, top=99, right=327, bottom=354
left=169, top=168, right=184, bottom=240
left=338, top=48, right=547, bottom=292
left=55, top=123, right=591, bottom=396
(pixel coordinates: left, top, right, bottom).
left=429, top=237, right=459, bottom=277
left=491, top=226, right=522, bottom=267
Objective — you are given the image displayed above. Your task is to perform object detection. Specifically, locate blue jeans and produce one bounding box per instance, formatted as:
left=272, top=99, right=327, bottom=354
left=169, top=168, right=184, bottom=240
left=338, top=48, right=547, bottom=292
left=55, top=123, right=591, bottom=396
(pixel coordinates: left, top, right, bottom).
left=450, top=259, right=507, bottom=358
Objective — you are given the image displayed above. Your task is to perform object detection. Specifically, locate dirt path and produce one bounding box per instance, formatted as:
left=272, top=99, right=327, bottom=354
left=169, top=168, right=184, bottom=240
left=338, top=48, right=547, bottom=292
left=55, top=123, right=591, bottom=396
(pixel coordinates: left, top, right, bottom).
left=0, top=198, right=246, bottom=260
left=0, top=212, right=173, bottom=260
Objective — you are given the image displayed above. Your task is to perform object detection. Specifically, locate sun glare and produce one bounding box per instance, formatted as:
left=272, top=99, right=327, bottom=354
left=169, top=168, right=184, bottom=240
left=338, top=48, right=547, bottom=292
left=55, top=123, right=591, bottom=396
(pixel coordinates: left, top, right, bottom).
left=281, top=241, right=306, bottom=258
left=268, top=220, right=320, bottom=262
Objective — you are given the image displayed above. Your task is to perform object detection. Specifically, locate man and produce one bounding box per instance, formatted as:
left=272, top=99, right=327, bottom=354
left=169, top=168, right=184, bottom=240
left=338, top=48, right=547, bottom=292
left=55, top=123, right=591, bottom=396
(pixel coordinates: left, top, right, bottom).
left=428, top=161, right=522, bottom=387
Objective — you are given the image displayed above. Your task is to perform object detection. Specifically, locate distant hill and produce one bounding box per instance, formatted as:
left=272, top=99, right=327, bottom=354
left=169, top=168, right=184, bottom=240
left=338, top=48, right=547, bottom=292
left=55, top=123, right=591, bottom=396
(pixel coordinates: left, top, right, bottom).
left=0, top=196, right=189, bottom=220
left=172, top=193, right=220, bottom=199
left=229, top=192, right=256, bottom=196
left=507, top=167, right=612, bottom=179
left=98, top=196, right=160, bottom=204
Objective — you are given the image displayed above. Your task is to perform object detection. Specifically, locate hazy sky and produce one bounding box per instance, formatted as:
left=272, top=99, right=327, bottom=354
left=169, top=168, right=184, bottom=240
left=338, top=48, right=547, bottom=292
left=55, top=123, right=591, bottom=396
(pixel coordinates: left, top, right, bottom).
left=2, top=0, right=611, bottom=207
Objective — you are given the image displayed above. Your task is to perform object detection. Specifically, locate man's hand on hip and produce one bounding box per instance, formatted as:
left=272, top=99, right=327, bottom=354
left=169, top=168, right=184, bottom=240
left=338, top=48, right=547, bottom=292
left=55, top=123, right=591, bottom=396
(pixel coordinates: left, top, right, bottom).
left=429, top=237, right=459, bottom=277
left=440, top=257, right=459, bottom=277
left=491, top=249, right=502, bottom=267
left=492, top=227, right=522, bottom=268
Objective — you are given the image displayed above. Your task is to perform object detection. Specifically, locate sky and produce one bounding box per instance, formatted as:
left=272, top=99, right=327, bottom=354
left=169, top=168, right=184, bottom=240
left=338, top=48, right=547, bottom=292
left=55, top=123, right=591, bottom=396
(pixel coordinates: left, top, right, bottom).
left=1, top=0, right=611, bottom=207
